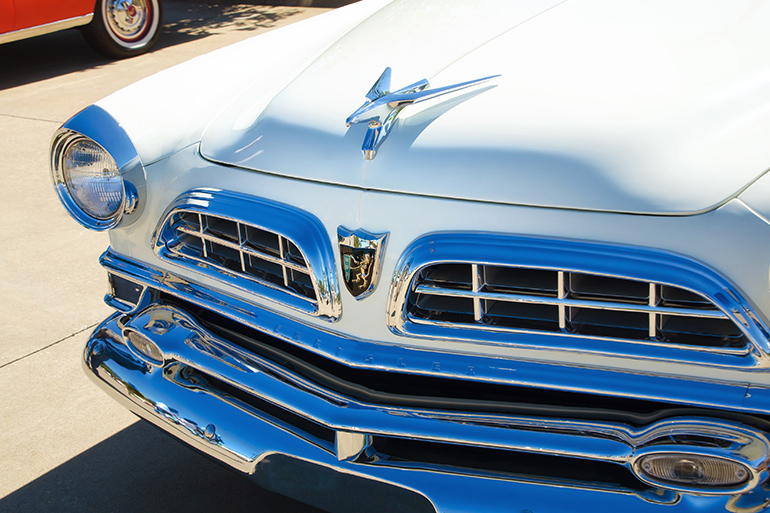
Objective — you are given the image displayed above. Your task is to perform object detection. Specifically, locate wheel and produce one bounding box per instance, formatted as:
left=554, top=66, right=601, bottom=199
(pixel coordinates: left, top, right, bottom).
left=82, top=0, right=163, bottom=59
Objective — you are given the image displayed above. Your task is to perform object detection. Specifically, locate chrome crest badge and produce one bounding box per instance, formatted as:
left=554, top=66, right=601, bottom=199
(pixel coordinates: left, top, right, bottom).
left=337, top=227, right=388, bottom=300
left=345, top=67, right=499, bottom=160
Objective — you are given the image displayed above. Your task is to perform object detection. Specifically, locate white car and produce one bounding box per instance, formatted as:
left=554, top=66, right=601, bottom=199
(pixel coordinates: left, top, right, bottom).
left=51, top=1, right=770, bottom=511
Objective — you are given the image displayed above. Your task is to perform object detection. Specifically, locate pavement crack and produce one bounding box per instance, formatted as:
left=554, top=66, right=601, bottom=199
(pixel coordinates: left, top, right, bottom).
left=0, top=113, right=64, bottom=124
left=1, top=323, right=99, bottom=369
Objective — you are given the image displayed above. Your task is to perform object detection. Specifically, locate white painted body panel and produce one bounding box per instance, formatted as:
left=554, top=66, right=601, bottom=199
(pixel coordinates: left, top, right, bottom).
left=200, top=0, right=770, bottom=215
left=98, top=0, right=770, bottom=215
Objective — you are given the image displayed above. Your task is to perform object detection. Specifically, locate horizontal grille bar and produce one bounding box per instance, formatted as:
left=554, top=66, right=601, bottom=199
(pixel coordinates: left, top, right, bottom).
left=413, top=284, right=730, bottom=319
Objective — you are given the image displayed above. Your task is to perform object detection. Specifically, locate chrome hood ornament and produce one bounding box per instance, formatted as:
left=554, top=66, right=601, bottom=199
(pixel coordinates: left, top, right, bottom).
left=345, top=67, right=499, bottom=160
left=337, top=227, right=388, bottom=300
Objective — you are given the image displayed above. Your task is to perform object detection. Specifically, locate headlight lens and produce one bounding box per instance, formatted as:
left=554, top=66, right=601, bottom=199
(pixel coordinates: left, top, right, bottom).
left=62, top=138, right=124, bottom=220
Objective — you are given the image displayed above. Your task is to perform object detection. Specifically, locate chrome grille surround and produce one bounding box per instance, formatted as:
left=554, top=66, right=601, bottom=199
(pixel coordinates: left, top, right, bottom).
left=387, top=233, right=770, bottom=366
left=152, top=189, right=341, bottom=320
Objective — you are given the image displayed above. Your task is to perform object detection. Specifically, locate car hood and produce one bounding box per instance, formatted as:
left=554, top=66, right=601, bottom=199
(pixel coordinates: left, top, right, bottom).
left=200, top=0, right=770, bottom=215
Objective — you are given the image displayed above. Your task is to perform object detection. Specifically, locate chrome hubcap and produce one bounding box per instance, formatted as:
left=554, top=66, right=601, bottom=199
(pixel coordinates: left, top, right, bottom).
left=106, top=0, right=150, bottom=41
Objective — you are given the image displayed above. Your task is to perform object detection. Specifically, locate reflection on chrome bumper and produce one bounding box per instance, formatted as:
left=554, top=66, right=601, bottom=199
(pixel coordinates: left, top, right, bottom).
left=83, top=300, right=770, bottom=512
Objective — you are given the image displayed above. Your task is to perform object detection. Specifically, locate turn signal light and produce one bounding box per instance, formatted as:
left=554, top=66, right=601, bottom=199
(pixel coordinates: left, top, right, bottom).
left=638, top=454, right=749, bottom=488
left=125, top=330, right=164, bottom=366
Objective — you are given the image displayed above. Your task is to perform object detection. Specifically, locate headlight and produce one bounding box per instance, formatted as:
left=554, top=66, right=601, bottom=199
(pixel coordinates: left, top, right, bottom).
left=60, top=137, right=125, bottom=219
left=51, top=105, right=144, bottom=230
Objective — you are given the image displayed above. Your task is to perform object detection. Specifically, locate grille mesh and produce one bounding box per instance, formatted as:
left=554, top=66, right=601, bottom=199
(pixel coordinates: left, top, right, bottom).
left=407, top=264, right=746, bottom=349
left=164, top=211, right=317, bottom=302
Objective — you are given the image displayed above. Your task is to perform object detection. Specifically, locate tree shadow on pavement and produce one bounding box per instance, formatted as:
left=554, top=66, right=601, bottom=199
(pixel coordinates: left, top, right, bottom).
left=0, top=420, right=323, bottom=513
left=158, top=1, right=305, bottom=48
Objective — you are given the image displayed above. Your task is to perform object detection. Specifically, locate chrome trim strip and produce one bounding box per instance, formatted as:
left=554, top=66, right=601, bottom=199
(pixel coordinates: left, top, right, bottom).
left=471, top=264, right=482, bottom=322
left=412, top=285, right=730, bottom=319
left=387, top=233, right=770, bottom=366
left=100, top=249, right=764, bottom=415
left=558, top=270, right=567, bottom=330
left=86, top=304, right=770, bottom=495
left=410, top=315, right=749, bottom=356
left=649, top=284, right=658, bottom=339
left=0, top=15, right=93, bottom=45
left=151, top=189, right=341, bottom=321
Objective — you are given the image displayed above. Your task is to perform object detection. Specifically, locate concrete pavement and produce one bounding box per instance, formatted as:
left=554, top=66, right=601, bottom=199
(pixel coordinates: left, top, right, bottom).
left=0, top=3, right=350, bottom=510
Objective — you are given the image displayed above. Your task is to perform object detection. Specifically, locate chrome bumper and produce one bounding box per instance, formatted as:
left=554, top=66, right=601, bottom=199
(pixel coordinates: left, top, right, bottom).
left=84, top=296, right=770, bottom=512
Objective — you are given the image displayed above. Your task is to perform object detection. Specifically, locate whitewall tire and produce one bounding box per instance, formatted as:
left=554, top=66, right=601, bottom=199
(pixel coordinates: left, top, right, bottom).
left=83, top=0, right=163, bottom=59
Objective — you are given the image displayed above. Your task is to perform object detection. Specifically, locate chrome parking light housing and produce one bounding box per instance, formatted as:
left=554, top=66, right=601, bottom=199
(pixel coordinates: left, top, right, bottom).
left=50, top=104, right=145, bottom=230
left=627, top=419, right=770, bottom=494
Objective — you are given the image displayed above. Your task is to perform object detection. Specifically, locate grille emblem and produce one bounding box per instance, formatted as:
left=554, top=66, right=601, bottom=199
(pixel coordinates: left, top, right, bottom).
left=345, top=67, right=499, bottom=160
left=338, top=227, right=388, bottom=300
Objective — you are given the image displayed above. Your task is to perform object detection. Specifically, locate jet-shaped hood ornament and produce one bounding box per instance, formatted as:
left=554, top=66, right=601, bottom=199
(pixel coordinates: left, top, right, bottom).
left=345, top=67, right=499, bottom=160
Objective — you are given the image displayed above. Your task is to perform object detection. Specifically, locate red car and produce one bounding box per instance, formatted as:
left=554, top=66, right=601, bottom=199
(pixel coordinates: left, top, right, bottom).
left=0, top=0, right=162, bottom=58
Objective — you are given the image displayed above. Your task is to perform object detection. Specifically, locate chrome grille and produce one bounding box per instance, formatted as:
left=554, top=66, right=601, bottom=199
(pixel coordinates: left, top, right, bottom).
left=408, top=264, right=745, bottom=349
left=167, top=211, right=316, bottom=301
left=154, top=189, right=340, bottom=320
left=388, top=233, right=767, bottom=361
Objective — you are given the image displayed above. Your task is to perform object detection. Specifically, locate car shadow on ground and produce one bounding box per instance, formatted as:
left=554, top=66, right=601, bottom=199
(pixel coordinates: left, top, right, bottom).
left=0, top=420, right=323, bottom=513
left=0, top=29, right=112, bottom=90
left=0, top=0, right=357, bottom=91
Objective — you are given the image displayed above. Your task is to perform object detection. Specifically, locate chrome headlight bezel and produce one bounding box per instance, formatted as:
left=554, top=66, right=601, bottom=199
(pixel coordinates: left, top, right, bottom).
left=50, top=104, right=145, bottom=231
